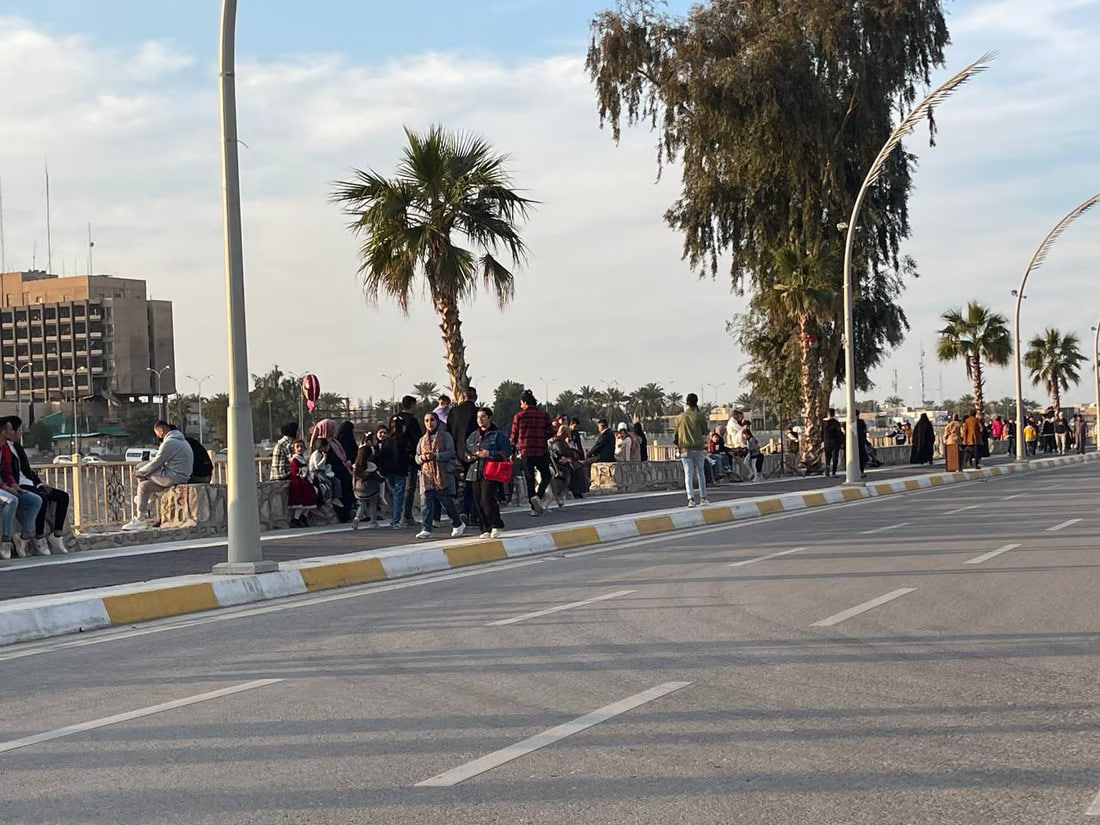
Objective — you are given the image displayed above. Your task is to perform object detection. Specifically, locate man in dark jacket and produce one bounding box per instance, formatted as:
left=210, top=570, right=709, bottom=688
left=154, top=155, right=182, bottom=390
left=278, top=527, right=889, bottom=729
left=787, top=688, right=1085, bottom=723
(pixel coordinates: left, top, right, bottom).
left=448, top=387, right=479, bottom=520
left=396, top=395, right=422, bottom=525
left=587, top=419, right=616, bottom=463
left=5, top=416, right=70, bottom=554
left=169, top=425, right=213, bottom=483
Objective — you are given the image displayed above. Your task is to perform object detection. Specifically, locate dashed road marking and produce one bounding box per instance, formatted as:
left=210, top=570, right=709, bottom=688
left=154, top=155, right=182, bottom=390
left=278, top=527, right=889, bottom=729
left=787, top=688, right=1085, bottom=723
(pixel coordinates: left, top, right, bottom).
left=964, top=544, right=1021, bottom=565
left=811, top=588, right=917, bottom=628
left=488, top=590, right=636, bottom=626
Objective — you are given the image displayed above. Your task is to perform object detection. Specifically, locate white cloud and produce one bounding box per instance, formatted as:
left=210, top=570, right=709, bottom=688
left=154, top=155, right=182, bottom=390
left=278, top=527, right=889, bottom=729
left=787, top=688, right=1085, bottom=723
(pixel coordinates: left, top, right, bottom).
left=0, top=4, right=1096, bottom=412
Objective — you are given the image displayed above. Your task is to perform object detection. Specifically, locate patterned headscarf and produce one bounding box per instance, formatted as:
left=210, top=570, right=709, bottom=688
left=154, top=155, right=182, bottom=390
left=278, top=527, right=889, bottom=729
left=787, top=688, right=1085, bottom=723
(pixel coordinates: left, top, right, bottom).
left=310, top=418, right=347, bottom=463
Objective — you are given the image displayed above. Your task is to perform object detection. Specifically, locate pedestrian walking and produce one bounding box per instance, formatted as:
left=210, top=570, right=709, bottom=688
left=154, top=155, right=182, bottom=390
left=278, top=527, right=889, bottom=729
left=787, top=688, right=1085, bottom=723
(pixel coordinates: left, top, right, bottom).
left=396, top=396, right=423, bottom=526
left=962, top=410, right=982, bottom=469
left=674, top=393, right=710, bottom=507
left=465, top=407, right=511, bottom=538
left=1054, top=412, right=1070, bottom=455
left=742, top=423, right=763, bottom=481
left=414, top=412, right=466, bottom=539
left=1023, top=419, right=1038, bottom=456
left=822, top=408, right=843, bottom=477
left=510, top=390, right=554, bottom=516
left=909, top=413, right=935, bottom=465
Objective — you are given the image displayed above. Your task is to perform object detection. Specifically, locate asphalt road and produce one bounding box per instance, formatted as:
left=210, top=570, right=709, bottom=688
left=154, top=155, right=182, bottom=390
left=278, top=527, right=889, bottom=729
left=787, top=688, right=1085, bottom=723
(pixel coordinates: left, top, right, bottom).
left=0, top=454, right=1016, bottom=602
left=0, top=458, right=1095, bottom=824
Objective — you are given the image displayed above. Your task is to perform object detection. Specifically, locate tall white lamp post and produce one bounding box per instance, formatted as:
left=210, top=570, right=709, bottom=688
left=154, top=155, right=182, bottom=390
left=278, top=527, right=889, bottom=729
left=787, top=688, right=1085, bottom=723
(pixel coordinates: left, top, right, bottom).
left=841, top=53, right=994, bottom=484
left=1012, top=194, right=1099, bottom=461
left=188, top=374, right=213, bottom=442
left=214, top=0, right=273, bottom=574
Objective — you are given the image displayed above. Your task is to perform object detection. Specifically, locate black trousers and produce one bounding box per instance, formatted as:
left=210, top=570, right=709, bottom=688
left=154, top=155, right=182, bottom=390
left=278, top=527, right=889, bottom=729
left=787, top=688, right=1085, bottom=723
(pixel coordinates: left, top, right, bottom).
left=824, top=443, right=840, bottom=475
left=402, top=467, right=418, bottom=521
left=24, top=486, right=69, bottom=536
left=472, top=480, right=504, bottom=530
left=522, top=454, right=552, bottom=501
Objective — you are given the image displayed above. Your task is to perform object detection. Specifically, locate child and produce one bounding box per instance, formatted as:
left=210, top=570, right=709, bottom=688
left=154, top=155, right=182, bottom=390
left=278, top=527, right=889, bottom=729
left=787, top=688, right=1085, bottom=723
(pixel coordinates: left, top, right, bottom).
left=309, top=437, right=344, bottom=511
left=352, top=435, right=383, bottom=529
left=742, top=424, right=763, bottom=482
left=287, top=439, right=316, bottom=527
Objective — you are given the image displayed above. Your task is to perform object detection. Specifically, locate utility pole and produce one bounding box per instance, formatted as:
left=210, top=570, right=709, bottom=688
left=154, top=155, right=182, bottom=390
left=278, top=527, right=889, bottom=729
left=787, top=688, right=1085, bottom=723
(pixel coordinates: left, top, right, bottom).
left=45, top=160, right=52, bottom=273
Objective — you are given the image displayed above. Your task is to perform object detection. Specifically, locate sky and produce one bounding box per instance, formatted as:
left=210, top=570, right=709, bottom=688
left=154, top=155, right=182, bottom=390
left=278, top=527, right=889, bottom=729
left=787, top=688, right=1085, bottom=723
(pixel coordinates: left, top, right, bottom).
left=0, top=0, right=1097, bottom=410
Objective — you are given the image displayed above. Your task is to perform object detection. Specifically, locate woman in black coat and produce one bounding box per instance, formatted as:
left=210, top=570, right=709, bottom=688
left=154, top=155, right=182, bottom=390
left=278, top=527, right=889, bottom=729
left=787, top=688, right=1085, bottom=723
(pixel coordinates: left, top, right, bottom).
left=909, top=413, right=935, bottom=465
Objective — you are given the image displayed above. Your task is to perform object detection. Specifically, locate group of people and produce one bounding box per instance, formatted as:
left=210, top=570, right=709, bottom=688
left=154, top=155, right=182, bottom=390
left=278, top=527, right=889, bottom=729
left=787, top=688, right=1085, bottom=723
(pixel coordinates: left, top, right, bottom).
left=1020, top=410, right=1088, bottom=456
left=0, top=415, right=71, bottom=560
left=704, top=408, right=767, bottom=483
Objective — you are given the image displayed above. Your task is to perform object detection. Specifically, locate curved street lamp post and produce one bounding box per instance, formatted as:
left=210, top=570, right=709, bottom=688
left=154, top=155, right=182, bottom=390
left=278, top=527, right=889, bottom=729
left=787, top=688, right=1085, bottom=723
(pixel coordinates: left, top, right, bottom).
left=841, top=53, right=994, bottom=484
left=1012, top=194, right=1099, bottom=462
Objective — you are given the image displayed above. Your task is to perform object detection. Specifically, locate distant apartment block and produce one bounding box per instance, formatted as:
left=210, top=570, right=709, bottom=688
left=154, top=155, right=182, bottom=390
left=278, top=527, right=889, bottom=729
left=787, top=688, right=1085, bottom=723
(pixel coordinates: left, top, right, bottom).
left=0, top=270, right=175, bottom=405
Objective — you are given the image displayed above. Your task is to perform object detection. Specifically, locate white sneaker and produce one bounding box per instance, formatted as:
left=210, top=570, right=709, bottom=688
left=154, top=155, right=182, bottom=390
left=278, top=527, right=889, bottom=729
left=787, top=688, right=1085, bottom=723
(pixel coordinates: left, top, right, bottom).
left=554, top=493, right=565, bottom=510
left=351, top=517, right=361, bottom=530
left=121, top=518, right=149, bottom=531
left=451, top=524, right=467, bottom=538
left=490, top=528, right=503, bottom=539
left=415, top=530, right=432, bottom=539
left=0, top=541, right=11, bottom=560
left=47, top=535, right=69, bottom=554
left=479, top=531, right=492, bottom=539
left=12, top=536, right=32, bottom=558
left=529, top=495, right=545, bottom=515
left=687, top=499, right=697, bottom=508
left=35, top=538, right=51, bottom=556
left=700, top=498, right=710, bottom=506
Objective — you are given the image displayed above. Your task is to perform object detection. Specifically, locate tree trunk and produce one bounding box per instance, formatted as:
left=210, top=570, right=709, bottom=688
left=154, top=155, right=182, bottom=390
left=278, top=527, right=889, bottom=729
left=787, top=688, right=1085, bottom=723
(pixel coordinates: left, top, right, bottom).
left=431, top=287, right=471, bottom=402
left=798, top=316, right=823, bottom=470
left=1051, top=379, right=1061, bottom=414
left=971, top=356, right=985, bottom=418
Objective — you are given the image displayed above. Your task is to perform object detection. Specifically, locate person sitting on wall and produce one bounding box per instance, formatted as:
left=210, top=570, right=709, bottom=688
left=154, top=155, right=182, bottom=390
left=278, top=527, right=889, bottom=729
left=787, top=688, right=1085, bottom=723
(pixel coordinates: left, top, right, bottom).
left=4, top=415, right=71, bottom=555
left=122, top=420, right=195, bottom=531
left=166, top=424, right=213, bottom=484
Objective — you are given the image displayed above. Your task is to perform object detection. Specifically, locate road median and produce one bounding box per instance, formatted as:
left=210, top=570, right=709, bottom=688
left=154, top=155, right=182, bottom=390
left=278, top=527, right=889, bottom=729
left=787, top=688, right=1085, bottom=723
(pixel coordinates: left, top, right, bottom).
left=2, top=453, right=1095, bottom=647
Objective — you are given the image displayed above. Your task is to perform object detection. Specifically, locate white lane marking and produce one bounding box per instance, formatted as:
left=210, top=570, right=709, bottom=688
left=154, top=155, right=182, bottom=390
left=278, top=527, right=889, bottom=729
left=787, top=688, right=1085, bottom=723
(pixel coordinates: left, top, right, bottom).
left=488, top=590, right=637, bottom=627
left=945, top=504, right=979, bottom=515
left=0, top=476, right=1048, bottom=662
left=1047, top=518, right=1082, bottom=532
left=811, top=588, right=917, bottom=628
left=416, top=681, right=691, bottom=787
left=1003, top=493, right=1026, bottom=500
left=860, top=522, right=909, bottom=535
left=728, top=547, right=809, bottom=567
left=964, top=544, right=1022, bottom=565
left=0, top=679, right=283, bottom=754
left=1087, top=787, right=1100, bottom=816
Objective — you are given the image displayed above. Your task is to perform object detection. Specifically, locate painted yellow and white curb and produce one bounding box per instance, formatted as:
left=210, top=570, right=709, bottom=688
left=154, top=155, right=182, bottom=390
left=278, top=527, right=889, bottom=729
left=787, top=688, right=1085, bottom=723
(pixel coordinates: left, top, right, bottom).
left=2, top=453, right=1095, bottom=646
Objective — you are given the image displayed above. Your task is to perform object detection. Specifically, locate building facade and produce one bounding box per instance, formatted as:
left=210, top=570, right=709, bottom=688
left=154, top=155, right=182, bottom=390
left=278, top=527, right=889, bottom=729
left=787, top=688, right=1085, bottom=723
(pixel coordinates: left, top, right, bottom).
left=0, top=270, right=176, bottom=406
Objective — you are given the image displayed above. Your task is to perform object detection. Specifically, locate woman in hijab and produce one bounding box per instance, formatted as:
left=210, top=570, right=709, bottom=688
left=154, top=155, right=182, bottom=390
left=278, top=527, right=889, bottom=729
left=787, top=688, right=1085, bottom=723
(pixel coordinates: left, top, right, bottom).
left=909, top=412, right=935, bottom=465
left=335, top=420, right=358, bottom=467
left=310, top=418, right=354, bottom=521
left=632, top=421, right=649, bottom=461
left=414, top=412, right=466, bottom=539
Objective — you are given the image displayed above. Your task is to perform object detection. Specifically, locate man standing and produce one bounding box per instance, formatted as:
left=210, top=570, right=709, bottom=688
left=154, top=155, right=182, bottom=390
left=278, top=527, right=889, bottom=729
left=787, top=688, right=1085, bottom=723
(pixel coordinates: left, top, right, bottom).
left=510, top=390, right=554, bottom=515
left=122, top=420, right=194, bottom=530
left=1054, top=411, right=1070, bottom=455
left=6, top=416, right=70, bottom=554
left=587, top=419, right=615, bottom=463
left=1074, top=413, right=1088, bottom=455
left=270, top=422, right=299, bottom=482
left=433, top=394, right=452, bottom=425
left=448, top=387, right=479, bottom=521
left=822, top=408, right=843, bottom=478
left=0, top=416, right=44, bottom=559
left=396, top=395, right=423, bottom=526
left=675, top=393, right=710, bottom=507
left=724, top=409, right=749, bottom=480
left=962, top=409, right=982, bottom=469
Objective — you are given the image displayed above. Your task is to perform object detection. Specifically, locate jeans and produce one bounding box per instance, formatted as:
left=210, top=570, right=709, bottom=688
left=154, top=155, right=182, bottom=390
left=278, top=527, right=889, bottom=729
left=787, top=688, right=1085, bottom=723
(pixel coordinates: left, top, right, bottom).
left=1055, top=432, right=1068, bottom=454
left=387, top=474, right=407, bottom=526
left=522, top=454, right=552, bottom=502
left=680, top=450, right=708, bottom=502
left=1, top=488, right=42, bottom=536
left=421, top=489, right=462, bottom=532
left=24, top=486, right=69, bottom=536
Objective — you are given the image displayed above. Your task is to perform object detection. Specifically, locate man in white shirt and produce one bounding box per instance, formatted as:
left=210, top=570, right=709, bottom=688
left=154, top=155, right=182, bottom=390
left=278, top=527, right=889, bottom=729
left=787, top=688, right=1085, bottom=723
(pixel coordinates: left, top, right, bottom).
left=724, top=409, right=750, bottom=481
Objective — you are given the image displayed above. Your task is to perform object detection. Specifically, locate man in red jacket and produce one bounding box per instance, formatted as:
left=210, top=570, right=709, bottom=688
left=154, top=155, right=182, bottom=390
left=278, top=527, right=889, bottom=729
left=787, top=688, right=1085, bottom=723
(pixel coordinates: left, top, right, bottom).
left=510, top=389, right=554, bottom=515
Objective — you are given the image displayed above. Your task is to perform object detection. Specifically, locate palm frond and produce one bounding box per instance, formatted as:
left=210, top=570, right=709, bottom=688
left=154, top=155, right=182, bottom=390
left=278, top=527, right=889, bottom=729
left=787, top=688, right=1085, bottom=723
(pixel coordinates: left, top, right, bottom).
left=864, top=52, right=996, bottom=192
left=1024, top=193, right=1100, bottom=276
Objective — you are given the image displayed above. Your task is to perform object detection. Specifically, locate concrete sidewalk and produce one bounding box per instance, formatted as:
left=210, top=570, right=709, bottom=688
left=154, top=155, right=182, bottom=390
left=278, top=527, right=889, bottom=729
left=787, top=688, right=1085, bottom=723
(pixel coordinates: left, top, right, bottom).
left=0, top=456, right=1017, bottom=603
left=1, top=453, right=1094, bottom=647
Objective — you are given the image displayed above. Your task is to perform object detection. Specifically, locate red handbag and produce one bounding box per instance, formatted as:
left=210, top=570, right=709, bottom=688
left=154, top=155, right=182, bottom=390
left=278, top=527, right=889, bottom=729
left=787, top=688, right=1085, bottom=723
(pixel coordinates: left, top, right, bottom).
left=482, top=459, right=513, bottom=483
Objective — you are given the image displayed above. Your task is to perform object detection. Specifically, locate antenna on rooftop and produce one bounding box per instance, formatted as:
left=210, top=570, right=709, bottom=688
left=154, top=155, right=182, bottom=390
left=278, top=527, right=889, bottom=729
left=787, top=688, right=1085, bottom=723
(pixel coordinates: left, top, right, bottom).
left=45, top=160, right=53, bottom=273
left=88, top=222, right=95, bottom=275
left=0, top=176, right=6, bottom=272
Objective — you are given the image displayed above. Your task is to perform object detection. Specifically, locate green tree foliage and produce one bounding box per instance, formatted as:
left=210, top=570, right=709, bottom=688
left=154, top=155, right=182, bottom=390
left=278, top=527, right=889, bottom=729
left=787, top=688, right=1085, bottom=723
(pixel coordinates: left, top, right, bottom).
left=492, top=380, right=526, bottom=431
left=332, top=126, right=535, bottom=403
left=936, top=302, right=1012, bottom=417
left=27, top=420, right=54, bottom=452
left=1023, top=328, right=1085, bottom=413
left=588, top=0, right=950, bottom=444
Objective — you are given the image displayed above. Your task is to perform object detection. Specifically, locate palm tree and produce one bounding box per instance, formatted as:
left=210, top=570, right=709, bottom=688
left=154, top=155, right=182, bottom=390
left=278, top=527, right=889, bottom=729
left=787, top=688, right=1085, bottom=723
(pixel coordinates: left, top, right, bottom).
left=577, top=385, right=601, bottom=417
left=412, top=381, right=439, bottom=407
left=665, top=391, right=684, bottom=415
left=936, top=302, right=1012, bottom=417
left=331, top=125, right=535, bottom=403
left=628, top=383, right=666, bottom=423
left=1024, top=328, right=1085, bottom=413
left=765, top=244, right=841, bottom=464
left=883, top=395, right=904, bottom=409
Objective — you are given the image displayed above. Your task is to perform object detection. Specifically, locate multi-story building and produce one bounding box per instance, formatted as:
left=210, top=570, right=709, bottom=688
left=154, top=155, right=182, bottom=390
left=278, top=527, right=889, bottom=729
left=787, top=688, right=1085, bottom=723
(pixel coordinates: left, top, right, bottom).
left=0, top=270, right=175, bottom=407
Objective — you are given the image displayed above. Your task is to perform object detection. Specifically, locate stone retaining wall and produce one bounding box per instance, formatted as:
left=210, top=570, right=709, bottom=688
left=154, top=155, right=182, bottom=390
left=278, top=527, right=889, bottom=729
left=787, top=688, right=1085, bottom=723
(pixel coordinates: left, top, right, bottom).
left=157, top=481, right=297, bottom=533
